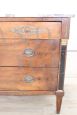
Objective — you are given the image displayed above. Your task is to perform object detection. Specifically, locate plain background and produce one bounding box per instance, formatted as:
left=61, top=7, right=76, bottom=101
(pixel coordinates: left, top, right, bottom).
left=0, top=0, right=76, bottom=83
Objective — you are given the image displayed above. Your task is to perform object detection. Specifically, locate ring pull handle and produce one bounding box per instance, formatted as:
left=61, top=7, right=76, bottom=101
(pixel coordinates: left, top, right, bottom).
left=24, top=75, right=35, bottom=83
left=24, top=48, right=34, bottom=57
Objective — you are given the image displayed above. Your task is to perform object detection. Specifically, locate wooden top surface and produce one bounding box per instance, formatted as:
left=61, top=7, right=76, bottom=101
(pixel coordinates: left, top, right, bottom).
left=0, top=14, right=74, bottom=22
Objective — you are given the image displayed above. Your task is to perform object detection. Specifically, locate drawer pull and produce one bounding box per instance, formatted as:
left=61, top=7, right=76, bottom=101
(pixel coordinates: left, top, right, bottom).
left=24, top=75, right=35, bottom=83
left=24, top=48, right=34, bottom=57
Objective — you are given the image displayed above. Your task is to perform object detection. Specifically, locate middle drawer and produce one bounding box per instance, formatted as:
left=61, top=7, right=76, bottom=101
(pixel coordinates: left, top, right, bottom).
left=0, top=39, right=60, bottom=67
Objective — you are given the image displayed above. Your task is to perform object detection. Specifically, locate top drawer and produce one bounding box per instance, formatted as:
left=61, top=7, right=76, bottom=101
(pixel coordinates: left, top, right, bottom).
left=0, top=22, right=61, bottom=39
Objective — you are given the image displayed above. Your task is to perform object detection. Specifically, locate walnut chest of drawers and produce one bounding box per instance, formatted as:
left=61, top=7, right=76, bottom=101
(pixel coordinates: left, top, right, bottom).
left=0, top=17, right=71, bottom=114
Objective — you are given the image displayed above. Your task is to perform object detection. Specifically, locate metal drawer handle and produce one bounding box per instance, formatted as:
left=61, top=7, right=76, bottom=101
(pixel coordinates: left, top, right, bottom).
left=24, top=48, right=34, bottom=57
left=24, top=75, right=35, bottom=83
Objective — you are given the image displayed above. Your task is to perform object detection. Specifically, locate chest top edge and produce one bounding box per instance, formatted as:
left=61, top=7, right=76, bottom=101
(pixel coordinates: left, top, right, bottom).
left=0, top=17, right=72, bottom=22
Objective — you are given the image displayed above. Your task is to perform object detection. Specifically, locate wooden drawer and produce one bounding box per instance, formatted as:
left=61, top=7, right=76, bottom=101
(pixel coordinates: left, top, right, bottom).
left=0, top=22, right=61, bottom=39
left=0, top=39, right=60, bottom=67
left=0, top=67, right=58, bottom=91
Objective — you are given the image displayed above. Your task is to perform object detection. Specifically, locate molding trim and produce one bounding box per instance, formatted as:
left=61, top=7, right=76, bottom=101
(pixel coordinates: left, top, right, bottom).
left=61, top=39, right=68, bottom=45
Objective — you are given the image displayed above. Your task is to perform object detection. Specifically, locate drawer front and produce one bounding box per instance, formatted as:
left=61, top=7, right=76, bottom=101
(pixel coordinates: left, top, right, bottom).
left=0, top=22, right=61, bottom=39
left=0, top=67, right=58, bottom=91
left=0, top=39, right=60, bottom=67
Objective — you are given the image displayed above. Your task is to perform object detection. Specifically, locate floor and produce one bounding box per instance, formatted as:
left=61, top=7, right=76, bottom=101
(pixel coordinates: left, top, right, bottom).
left=0, top=84, right=77, bottom=115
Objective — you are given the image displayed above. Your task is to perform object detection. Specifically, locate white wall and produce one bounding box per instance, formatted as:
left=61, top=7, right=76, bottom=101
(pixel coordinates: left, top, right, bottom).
left=0, top=0, right=77, bottom=84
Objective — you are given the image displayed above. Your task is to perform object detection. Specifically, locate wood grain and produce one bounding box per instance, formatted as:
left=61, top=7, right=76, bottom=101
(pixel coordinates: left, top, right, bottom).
left=61, top=18, right=70, bottom=39
left=56, top=90, right=64, bottom=114
left=0, top=90, right=55, bottom=95
left=0, top=22, right=61, bottom=39
left=0, top=39, right=60, bottom=67
left=0, top=17, right=71, bottom=114
left=0, top=67, right=58, bottom=91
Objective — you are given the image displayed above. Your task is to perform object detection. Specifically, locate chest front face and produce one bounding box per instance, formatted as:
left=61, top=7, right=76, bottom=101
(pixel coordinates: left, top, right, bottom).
left=0, top=17, right=69, bottom=95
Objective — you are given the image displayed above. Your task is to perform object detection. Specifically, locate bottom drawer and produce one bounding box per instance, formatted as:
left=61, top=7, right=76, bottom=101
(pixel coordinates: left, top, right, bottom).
left=0, top=67, right=58, bottom=91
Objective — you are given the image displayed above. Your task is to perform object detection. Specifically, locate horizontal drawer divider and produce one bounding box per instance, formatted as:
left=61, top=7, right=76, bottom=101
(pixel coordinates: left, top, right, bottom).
left=0, top=20, right=62, bottom=22
left=0, top=66, right=59, bottom=68
left=0, top=90, right=56, bottom=91
left=0, top=38, right=61, bottom=40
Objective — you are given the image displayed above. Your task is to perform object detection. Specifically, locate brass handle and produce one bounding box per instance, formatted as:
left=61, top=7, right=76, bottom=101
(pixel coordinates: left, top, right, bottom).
left=24, top=75, right=35, bottom=83
left=24, top=48, right=34, bottom=57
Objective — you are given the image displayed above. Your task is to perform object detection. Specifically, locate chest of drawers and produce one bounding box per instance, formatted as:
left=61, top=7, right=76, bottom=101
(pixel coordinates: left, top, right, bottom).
left=0, top=17, right=71, bottom=114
